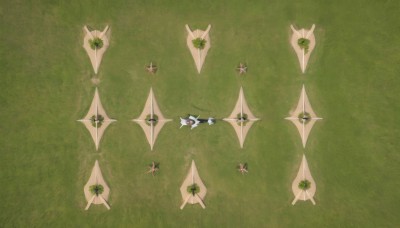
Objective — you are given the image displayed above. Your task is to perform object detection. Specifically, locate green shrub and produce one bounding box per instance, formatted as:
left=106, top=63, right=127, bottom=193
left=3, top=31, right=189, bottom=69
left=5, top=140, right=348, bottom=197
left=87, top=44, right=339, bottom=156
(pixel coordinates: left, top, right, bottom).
left=89, top=184, right=104, bottom=196
left=297, top=38, right=310, bottom=53
left=236, top=113, right=249, bottom=126
left=298, top=112, right=311, bottom=124
left=298, top=180, right=311, bottom=190
left=187, top=183, right=200, bottom=196
left=89, top=37, right=104, bottom=50
left=145, top=114, right=159, bottom=126
left=90, top=114, right=104, bottom=128
left=192, top=38, right=207, bottom=50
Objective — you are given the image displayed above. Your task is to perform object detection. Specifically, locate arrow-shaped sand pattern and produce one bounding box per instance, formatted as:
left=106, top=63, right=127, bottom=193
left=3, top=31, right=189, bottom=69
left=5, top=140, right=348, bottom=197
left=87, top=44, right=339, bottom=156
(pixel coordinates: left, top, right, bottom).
left=83, top=25, right=110, bottom=74
left=291, top=155, right=316, bottom=205
left=290, top=24, right=316, bottom=73
left=84, top=160, right=111, bottom=210
left=180, top=160, right=207, bottom=209
left=186, top=24, right=211, bottom=73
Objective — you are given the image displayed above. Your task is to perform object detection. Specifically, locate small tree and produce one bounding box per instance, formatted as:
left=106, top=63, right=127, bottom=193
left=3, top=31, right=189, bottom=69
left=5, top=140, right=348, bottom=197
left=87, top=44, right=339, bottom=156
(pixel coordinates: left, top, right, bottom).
left=237, top=113, right=249, bottom=126
left=297, top=38, right=310, bottom=53
left=192, top=38, right=207, bottom=50
left=298, top=112, right=311, bottom=124
left=89, top=184, right=104, bottom=196
left=237, top=113, right=248, bottom=121
left=187, top=183, right=200, bottom=196
left=298, top=180, right=311, bottom=190
left=89, top=37, right=104, bottom=50
left=90, top=115, right=104, bottom=128
left=145, top=114, right=159, bottom=126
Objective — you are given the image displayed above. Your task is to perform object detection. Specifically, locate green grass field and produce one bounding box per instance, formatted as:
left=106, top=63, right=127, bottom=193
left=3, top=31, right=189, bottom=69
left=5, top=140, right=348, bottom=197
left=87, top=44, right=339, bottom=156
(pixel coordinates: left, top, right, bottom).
left=1, top=0, right=400, bottom=227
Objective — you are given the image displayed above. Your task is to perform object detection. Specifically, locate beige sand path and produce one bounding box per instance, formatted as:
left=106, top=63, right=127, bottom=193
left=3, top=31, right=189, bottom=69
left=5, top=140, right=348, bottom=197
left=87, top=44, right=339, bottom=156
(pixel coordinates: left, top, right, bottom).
left=133, top=88, right=172, bottom=151
left=285, top=85, right=322, bottom=148
left=180, top=160, right=207, bottom=209
left=83, top=25, right=110, bottom=74
left=291, top=154, right=316, bottom=205
left=290, top=24, right=316, bottom=73
left=186, top=24, right=211, bottom=73
left=78, top=88, right=116, bottom=150
left=223, top=87, right=259, bottom=148
left=84, top=160, right=111, bottom=210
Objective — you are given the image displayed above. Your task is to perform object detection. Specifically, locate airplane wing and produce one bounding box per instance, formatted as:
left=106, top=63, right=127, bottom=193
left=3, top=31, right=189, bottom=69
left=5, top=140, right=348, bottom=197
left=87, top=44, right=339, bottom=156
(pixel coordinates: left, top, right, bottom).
left=180, top=117, right=187, bottom=128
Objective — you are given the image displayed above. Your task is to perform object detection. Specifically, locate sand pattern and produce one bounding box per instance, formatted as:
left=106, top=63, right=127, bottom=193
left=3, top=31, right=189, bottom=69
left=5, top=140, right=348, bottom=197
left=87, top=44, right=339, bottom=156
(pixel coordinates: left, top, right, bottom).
left=223, top=87, right=259, bottom=148
left=180, top=160, right=207, bottom=209
left=290, top=24, right=316, bottom=73
left=78, top=88, right=116, bottom=150
left=186, top=24, right=211, bottom=73
left=285, top=85, right=322, bottom=148
left=291, top=155, right=316, bottom=205
left=83, top=25, right=110, bottom=74
left=84, top=160, right=111, bottom=210
left=133, top=88, right=172, bottom=150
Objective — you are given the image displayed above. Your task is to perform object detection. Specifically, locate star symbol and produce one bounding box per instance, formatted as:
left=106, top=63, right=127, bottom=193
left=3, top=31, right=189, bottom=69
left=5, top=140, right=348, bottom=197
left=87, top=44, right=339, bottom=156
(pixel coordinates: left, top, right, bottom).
left=237, top=163, right=248, bottom=175
left=237, top=63, right=247, bottom=74
left=146, top=62, right=157, bottom=74
left=147, top=161, right=159, bottom=176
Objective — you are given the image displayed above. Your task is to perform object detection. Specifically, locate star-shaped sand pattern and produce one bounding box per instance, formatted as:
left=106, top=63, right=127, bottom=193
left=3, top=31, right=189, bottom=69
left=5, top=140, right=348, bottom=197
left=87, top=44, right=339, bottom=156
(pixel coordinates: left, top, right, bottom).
left=285, top=85, right=322, bottom=148
left=223, top=87, right=259, bottom=148
left=185, top=24, right=211, bottom=73
left=290, top=24, right=316, bottom=73
left=84, top=160, right=111, bottom=210
left=291, top=155, right=316, bottom=205
left=78, top=88, right=116, bottom=151
left=132, top=88, right=172, bottom=151
left=83, top=25, right=110, bottom=74
left=180, top=160, right=207, bottom=209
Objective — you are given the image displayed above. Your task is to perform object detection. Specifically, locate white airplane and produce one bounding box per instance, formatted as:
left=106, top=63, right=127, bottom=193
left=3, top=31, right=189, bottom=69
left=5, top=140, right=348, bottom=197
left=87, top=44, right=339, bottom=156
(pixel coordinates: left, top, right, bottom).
left=180, top=115, right=215, bottom=129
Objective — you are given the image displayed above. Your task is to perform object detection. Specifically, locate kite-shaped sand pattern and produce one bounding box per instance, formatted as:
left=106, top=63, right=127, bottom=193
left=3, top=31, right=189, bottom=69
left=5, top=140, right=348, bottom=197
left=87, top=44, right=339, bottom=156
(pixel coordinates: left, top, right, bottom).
left=180, top=160, right=207, bottom=209
left=78, top=88, right=116, bottom=150
left=285, top=85, right=322, bottom=148
left=290, top=24, right=316, bottom=73
left=291, top=155, right=316, bottom=205
left=132, top=88, right=172, bottom=151
left=84, top=160, right=111, bottom=210
left=186, top=24, right=211, bottom=73
left=83, top=25, right=110, bottom=74
left=224, top=87, right=259, bottom=148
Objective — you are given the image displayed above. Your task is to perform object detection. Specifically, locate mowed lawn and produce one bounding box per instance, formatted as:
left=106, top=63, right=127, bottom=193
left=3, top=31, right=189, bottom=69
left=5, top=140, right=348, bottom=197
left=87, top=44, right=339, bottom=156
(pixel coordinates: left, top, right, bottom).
left=0, top=0, right=400, bottom=227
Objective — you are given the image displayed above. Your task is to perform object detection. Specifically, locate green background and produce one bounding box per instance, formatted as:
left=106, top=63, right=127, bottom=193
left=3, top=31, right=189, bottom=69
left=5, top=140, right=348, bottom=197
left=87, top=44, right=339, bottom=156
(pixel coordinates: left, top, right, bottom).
left=0, top=0, right=399, bottom=227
